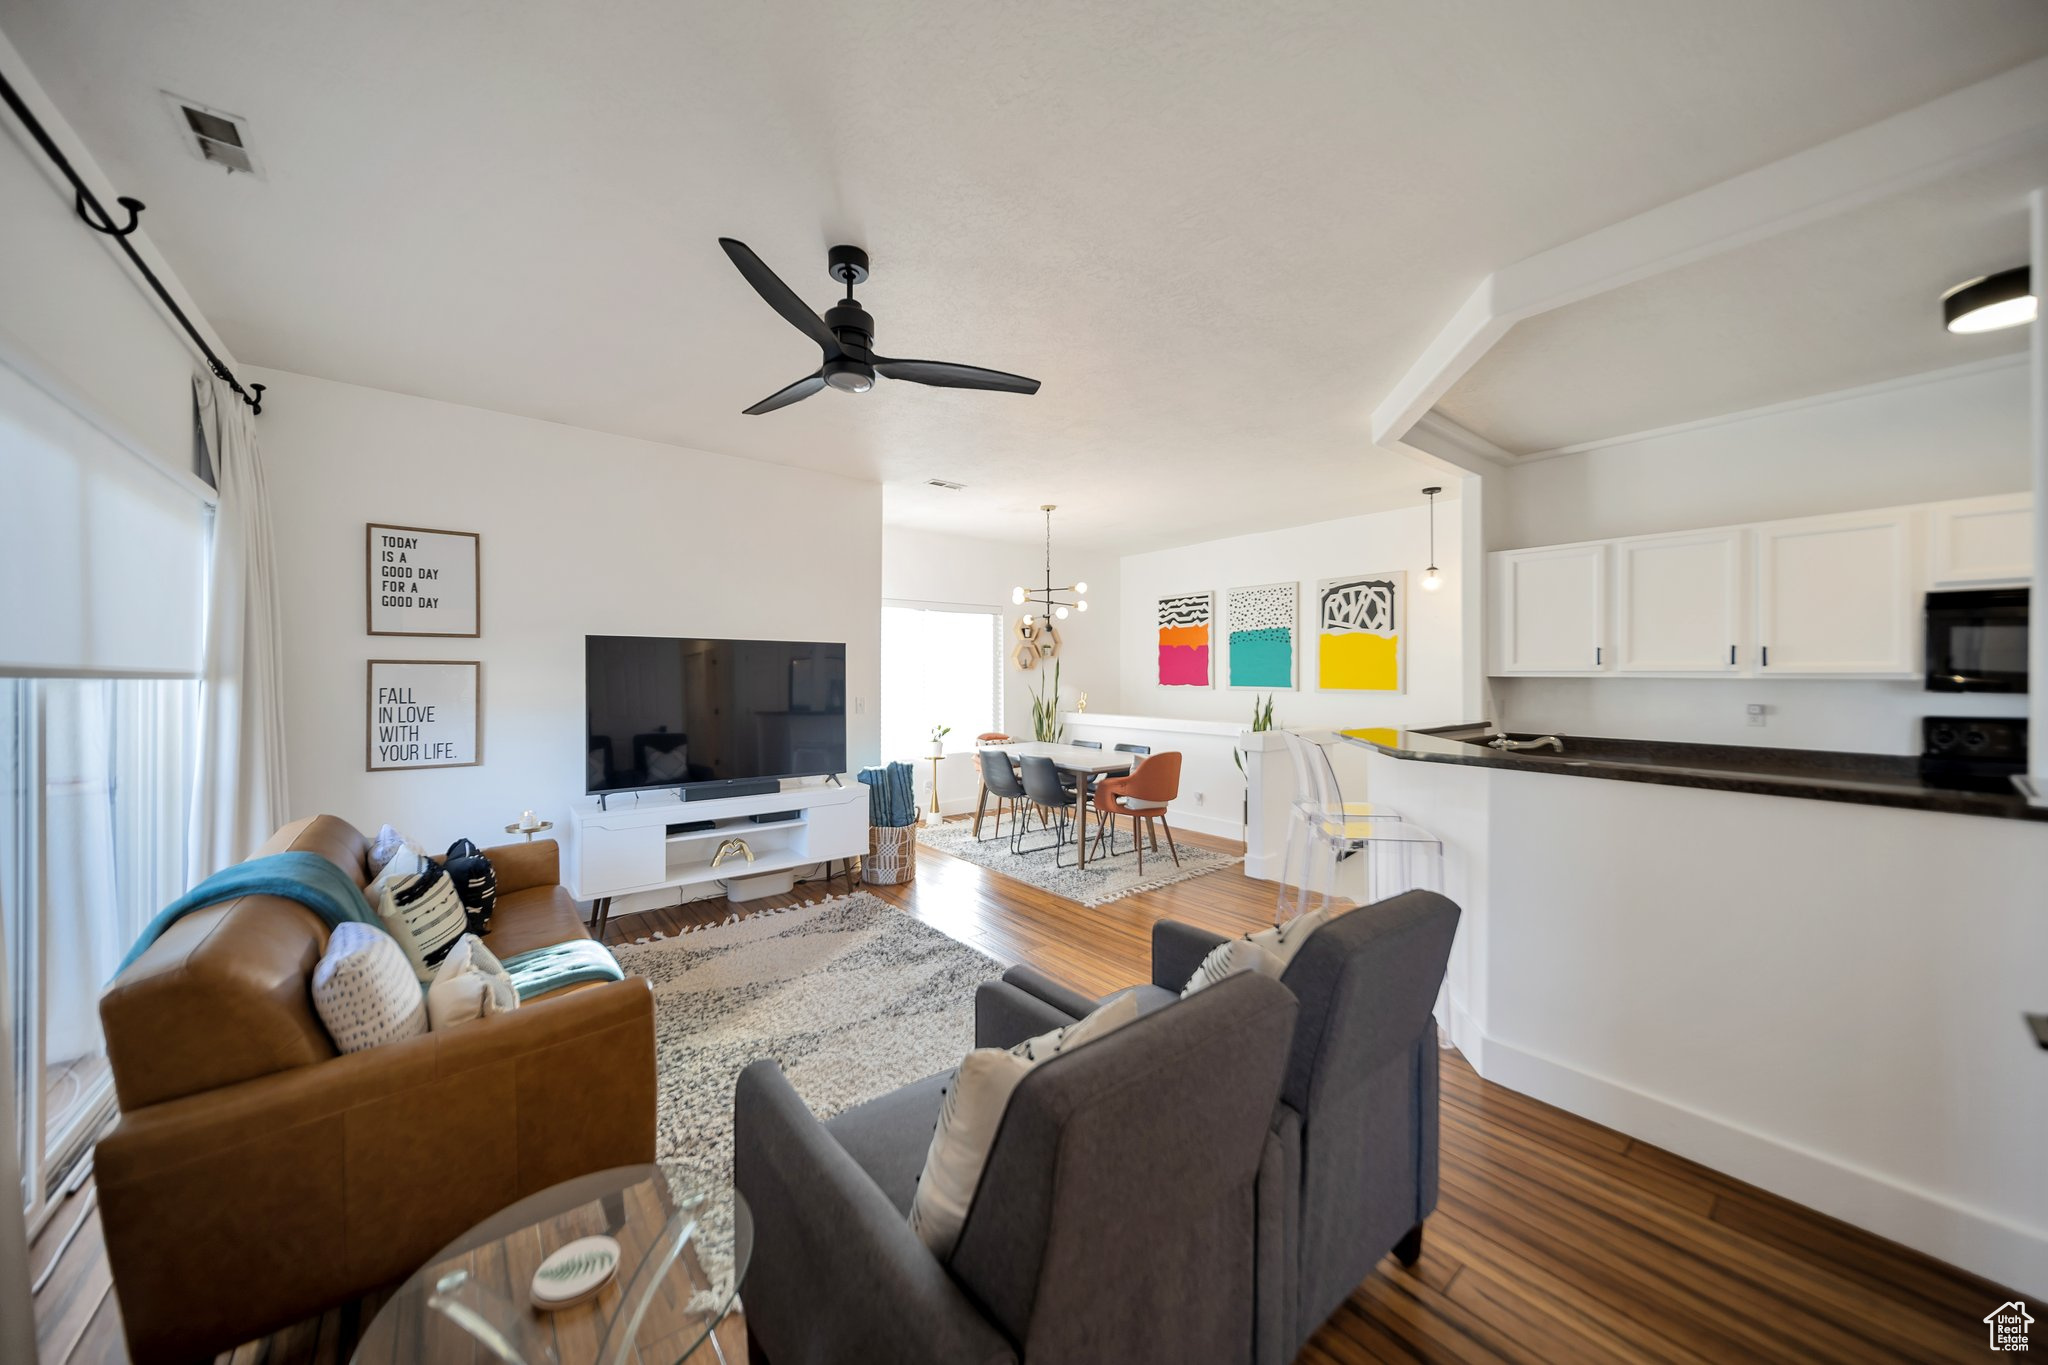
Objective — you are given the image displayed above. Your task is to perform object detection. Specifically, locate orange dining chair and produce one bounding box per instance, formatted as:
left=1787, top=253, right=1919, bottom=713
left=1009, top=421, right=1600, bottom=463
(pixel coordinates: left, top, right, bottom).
left=1091, top=751, right=1182, bottom=872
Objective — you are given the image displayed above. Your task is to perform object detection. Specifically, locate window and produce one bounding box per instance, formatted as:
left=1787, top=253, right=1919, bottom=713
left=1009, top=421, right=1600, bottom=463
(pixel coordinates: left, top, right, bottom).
left=1, top=359, right=209, bottom=1236
left=880, top=603, right=1003, bottom=761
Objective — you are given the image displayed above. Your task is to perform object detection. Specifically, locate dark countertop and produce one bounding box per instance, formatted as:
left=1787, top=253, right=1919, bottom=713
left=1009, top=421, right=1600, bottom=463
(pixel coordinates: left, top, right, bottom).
left=1340, top=723, right=2048, bottom=824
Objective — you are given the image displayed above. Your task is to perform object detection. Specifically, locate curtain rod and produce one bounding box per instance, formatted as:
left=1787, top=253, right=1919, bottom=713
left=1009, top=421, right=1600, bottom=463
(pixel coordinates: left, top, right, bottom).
left=0, top=66, right=263, bottom=414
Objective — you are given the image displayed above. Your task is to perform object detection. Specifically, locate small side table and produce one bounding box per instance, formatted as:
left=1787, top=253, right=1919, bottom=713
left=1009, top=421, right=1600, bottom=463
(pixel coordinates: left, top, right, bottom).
left=352, top=1166, right=750, bottom=1365
left=505, top=820, right=555, bottom=842
left=927, top=755, right=943, bottom=818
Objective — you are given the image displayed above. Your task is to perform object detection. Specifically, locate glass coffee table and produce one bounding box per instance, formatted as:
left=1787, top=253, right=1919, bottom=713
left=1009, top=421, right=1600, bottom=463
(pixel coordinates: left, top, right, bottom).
left=352, top=1166, right=752, bottom=1365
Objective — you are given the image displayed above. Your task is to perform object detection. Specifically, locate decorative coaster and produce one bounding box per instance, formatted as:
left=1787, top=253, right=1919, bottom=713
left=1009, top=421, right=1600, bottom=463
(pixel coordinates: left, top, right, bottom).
left=530, top=1235, right=620, bottom=1311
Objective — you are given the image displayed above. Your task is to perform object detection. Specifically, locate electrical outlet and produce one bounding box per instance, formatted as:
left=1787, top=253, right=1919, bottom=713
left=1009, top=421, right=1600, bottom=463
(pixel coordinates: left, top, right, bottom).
left=1195, top=791, right=1206, bottom=807
left=1746, top=703, right=1767, bottom=728
left=854, top=696, right=865, bottom=714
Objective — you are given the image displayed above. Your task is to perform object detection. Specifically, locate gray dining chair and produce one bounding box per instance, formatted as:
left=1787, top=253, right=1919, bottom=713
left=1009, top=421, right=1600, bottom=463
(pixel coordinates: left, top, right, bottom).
left=977, top=748, right=1029, bottom=845
left=1018, top=754, right=1078, bottom=865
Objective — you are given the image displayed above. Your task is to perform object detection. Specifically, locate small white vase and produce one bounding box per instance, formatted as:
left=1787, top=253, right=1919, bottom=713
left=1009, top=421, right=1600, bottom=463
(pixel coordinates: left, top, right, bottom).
left=929, top=741, right=945, bottom=758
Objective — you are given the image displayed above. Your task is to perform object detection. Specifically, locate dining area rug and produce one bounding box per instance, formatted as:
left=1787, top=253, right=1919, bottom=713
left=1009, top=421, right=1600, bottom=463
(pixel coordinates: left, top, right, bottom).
left=916, top=815, right=1241, bottom=906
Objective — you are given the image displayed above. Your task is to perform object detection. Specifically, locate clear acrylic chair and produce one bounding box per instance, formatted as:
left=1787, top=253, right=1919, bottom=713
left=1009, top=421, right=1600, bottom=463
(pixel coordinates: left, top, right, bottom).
left=1274, top=731, right=1431, bottom=924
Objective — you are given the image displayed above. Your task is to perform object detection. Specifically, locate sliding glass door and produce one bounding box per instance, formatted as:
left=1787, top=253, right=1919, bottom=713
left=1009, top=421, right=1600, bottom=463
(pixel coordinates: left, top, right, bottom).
left=3, top=677, right=199, bottom=1233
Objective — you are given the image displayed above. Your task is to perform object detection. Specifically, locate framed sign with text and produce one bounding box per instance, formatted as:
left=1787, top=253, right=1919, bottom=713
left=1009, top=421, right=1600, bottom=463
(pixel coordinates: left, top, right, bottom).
left=367, top=660, right=481, bottom=771
left=367, top=523, right=480, bottom=637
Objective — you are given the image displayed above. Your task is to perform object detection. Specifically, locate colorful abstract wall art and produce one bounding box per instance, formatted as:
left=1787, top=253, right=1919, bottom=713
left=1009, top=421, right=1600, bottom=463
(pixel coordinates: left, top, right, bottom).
left=1225, top=582, right=1298, bottom=689
left=1156, top=592, right=1214, bottom=687
left=1316, top=571, right=1405, bottom=692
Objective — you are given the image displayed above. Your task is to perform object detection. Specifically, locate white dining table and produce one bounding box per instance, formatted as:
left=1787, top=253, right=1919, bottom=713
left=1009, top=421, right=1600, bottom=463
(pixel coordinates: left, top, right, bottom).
left=973, top=741, right=1136, bottom=870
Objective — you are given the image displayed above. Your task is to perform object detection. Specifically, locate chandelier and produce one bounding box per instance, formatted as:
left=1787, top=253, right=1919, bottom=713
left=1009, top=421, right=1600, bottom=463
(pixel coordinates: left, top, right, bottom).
left=1012, top=505, right=1087, bottom=623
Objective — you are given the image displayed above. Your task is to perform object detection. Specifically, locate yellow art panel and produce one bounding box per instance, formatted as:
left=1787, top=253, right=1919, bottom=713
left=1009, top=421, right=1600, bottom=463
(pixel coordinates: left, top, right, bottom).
left=1319, top=631, right=1399, bottom=690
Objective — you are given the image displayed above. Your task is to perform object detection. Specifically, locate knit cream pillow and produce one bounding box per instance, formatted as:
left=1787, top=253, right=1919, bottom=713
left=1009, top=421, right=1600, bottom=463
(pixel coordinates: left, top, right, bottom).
left=908, top=991, right=1140, bottom=1259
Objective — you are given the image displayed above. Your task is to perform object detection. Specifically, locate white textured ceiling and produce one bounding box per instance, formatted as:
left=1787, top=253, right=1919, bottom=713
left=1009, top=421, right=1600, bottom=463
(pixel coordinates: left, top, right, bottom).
left=1433, top=148, right=2048, bottom=456
left=5, top=1, right=2047, bottom=549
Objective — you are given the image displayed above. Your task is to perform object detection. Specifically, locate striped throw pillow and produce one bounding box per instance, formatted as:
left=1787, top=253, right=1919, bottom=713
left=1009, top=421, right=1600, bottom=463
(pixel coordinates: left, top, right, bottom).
left=377, top=866, right=469, bottom=983
left=1181, top=908, right=1329, bottom=999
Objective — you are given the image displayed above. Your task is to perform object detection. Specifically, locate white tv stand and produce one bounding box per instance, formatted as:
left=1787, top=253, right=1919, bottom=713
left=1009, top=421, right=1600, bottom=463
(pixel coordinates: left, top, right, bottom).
left=564, top=781, right=867, bottom=935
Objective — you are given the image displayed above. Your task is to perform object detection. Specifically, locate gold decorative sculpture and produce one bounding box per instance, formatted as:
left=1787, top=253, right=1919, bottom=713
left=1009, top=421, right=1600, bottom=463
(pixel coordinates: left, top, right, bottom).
left=710, top=837, right=755, bottom=870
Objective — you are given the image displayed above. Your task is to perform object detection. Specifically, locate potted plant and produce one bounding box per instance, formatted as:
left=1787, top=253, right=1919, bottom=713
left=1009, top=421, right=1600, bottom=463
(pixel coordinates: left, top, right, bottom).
left=1030, top=661, right=1064, bottom=744
left=928, top=724, right=951, bottom=758
left=1234, top=694, right=1277, bottom=827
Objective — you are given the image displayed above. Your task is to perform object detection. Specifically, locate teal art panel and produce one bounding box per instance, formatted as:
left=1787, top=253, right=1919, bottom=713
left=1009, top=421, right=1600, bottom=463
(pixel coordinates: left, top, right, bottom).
left=1224, top=582, right=1299, bottom=689
left=1228, top=628, right=1292, bottom=687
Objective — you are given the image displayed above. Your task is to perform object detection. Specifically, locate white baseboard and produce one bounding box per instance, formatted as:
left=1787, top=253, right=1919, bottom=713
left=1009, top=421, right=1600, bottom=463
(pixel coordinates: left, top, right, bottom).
left=1242, top=851, right=1283, bottom=881
left=1163, top=806, right=1244, bottom=842
left=1471, top=1030, right=2048, bottom=1296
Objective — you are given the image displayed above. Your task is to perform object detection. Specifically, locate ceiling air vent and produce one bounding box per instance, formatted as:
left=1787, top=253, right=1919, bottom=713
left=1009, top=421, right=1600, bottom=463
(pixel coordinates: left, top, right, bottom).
left=161, top=92, right=263, bottom=178
left=926, top=478, right=966, bottom=491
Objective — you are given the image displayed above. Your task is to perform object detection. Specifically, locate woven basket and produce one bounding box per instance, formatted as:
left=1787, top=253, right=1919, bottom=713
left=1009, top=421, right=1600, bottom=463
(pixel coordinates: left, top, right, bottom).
left=864, top=823, right=918, bottom=884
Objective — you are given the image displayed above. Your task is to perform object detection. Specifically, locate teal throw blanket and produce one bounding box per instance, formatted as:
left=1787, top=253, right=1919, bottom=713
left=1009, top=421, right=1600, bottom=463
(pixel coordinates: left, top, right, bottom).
left=114, top=851, right=381, bottom=981
left=500, top=939, right=625, bottom=1000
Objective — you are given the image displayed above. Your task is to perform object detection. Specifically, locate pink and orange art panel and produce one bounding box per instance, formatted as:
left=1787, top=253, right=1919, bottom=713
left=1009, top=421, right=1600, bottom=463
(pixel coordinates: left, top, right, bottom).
left=1156, top=592, right=1213, bottom=687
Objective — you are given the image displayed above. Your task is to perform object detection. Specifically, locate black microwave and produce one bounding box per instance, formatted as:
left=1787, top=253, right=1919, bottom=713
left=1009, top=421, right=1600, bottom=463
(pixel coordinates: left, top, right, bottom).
left=1924, top=589, right=2027, bottom=693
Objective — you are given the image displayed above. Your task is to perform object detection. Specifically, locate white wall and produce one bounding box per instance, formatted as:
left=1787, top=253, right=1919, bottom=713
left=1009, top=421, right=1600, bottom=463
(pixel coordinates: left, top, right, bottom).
left=1117, top=503, right=1467, bottom=732
left=1490, top=362, right=2031, bottom=751
left=0, top=34, right=206, bottom=479
left=254, top=367, right=882, bottom=852
left=882, top=525, right=1120, bottom=813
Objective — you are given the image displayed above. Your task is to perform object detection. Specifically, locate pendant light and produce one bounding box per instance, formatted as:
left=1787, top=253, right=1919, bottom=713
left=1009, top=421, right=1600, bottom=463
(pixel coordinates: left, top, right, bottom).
left=1420, top=486, right=1444, bottom=591
left=1012, top=505, right=1087, bottom=622
left=1943, top=266, right=2034, bottom=334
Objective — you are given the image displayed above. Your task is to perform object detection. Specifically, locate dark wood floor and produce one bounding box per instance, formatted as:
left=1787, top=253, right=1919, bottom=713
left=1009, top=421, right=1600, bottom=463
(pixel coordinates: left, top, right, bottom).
left=36, top=823, right=2013, bottom=1362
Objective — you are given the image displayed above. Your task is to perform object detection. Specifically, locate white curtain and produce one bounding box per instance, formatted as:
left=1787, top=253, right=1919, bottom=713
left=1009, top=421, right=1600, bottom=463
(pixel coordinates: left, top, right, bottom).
left=189, top=376, right=288, bottom=879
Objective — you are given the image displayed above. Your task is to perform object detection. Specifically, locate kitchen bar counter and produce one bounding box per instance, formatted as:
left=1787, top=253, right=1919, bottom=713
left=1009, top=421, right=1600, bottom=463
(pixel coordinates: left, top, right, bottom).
left=1340, top=722, right=2047, bottom=823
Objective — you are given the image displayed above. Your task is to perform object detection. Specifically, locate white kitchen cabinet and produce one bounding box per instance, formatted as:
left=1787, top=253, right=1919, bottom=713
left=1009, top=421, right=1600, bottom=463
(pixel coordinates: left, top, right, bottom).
left=1754, top=510, right=1920, bottom=676
left=1490, top=543, right=1608, bottom=674
left=1929, top=493, right=2031, bottom=587
left=1612, top=528, right=1747, bottom=673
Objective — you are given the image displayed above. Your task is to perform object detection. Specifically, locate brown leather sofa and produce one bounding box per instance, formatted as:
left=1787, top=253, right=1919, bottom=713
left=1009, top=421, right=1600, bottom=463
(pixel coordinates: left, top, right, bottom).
left=95, top=815, right=656, bottom=1363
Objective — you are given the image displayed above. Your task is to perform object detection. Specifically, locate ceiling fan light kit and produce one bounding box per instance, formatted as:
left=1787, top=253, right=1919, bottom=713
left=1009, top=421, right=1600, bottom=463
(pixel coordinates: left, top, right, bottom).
left=719, top=238, right=1041, bottom=413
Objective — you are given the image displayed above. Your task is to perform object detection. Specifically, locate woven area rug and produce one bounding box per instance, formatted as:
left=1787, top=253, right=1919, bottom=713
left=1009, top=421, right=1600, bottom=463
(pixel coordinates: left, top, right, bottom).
left=916, top=814, right=1240, bottom=906
left=609, top=892, right=1005, bottom=1303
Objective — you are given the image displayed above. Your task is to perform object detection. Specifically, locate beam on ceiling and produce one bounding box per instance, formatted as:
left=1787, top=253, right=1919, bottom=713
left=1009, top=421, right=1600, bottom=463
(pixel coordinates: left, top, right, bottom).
left=1371, top=55, right=2048, bottom=450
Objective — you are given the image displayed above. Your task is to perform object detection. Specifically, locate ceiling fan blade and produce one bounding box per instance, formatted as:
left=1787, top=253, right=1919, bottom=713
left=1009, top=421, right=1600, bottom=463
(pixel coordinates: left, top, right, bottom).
left=743, top=371, right=826, bottom=415
left=719, top=238, right=839, bottom=354
left=873, top=357, right=1041, bottom=395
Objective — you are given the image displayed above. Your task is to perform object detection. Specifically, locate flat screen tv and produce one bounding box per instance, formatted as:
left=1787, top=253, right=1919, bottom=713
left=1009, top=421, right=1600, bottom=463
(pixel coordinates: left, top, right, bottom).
left=585, top=635, right=847, bottom=798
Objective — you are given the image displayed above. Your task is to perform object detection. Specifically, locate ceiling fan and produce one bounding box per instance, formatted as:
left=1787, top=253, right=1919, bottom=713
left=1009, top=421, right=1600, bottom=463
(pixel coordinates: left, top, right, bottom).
left=718, top=238, right=1042, bottom=414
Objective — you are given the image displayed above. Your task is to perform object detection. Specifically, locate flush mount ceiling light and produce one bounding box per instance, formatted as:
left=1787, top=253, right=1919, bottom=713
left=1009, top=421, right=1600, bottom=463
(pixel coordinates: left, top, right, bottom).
left=1011, top=505, right=1086, bottom=623
left=1420, top=486, right=1445, bottom=591
left=1942, top=266, right=2034, bottom=334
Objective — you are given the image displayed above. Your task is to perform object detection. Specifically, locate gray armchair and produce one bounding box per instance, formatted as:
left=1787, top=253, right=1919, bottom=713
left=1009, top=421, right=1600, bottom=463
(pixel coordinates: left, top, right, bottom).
left=976, top=890, right=1461, bottom=1362
left=734, top=970, right=1299, bottom=1365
